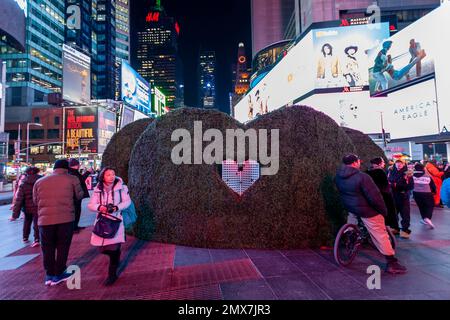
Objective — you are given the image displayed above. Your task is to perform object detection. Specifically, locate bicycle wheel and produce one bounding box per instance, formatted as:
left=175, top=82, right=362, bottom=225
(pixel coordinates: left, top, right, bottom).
left=334, top=223, right=360, bottom=266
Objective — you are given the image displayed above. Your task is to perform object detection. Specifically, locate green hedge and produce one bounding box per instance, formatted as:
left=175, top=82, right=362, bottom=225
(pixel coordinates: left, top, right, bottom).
left=102, top=118, right=153, bottom=184
left=128, top=106, right=355, bottom=249
left=342, top=127, right=387, bottom=171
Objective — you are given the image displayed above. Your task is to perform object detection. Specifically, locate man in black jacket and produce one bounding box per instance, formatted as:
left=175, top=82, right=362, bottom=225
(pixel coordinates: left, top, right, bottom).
left=336, top=154, right=407, bottom=274
left=10, top=167, right=42, bottom=246
left=367, top=157, right=399, bottom=234
left=388, top=160, right=414, bottom=239
left=68, top=159, right=91, bottom=233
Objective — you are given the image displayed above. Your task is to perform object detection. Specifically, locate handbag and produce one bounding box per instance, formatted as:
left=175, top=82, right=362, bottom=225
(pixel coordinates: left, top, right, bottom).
left=92, top=213, right=122, bottom=239
left=92, top=191, right=122, bottom=239
left=118, top=189, right=137, bottom=229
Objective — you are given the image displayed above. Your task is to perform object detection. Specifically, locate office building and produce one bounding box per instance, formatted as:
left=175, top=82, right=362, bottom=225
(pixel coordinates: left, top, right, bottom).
left=135, top=0, right=180, bottom=108
left=0, top=0, right=65, bottom=106
left=116, top=0, right=130, bottom=62
left=199, top=51, right=216, bottom=109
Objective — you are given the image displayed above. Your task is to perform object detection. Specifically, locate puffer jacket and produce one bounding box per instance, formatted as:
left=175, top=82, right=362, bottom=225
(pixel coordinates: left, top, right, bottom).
left=12, top=174, right=42, bottom=218
left=335, top=165, right=387, bottom=218
left=87, top=177, right=131, bottom=246
left=33, top=168, right=84, bottom=226
left=426, top=162, right=444, bottom=205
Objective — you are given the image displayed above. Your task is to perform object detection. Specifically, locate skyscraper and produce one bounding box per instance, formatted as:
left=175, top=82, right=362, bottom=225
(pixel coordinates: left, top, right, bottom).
left=251, top=0, right=296, bottom=58
left=231, top=43, right=251, bottom=112
left=115, top=0, right=130, bottom=62
left=199, top=51, right=216, bottom=109
left=92, top=0, right=118, bottom=100
left=233, top=43, right=250, bottom=96
left=135, top=0, right=179, bottom=108
left=0, top=0, right=65, bottom=106
left=65, top=0, right=93, bottom=55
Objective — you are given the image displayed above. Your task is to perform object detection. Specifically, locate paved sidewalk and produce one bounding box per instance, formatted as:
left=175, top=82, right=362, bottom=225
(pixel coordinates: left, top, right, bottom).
left=1, top=201, right=450, bottom=300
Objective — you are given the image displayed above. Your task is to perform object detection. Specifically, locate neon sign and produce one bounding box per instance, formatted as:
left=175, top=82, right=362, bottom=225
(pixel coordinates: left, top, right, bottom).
left=146, top=12, right=160, bottom=22
left=175, top=22, right=180, bottom=35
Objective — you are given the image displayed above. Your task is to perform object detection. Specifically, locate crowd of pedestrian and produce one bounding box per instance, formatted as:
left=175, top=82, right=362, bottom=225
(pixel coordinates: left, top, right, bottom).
left=336, top=154, right=450, bottom=275
left=7, top=153, right=450, bottom=284
left=8, top=159, right=130, bottom=287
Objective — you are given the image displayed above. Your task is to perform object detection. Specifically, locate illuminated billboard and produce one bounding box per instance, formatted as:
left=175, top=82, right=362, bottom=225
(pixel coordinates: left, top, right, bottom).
left=62, top=44, right=91, bottom=105
left=368, top=27, right=435, bottom=97
left=97, top=108, right=117, bottom=154
left=121, top=60, right=152, bottom=116
left=120, top=106, right=135, bottom=129
left=235, top=23, right=389, bottom=123
left=153, top=87, right=166, bottom=116
left=300, top=79, right=439, bottom=140
left=313, top=23, right=389, bottom=92
left=64, top=107, right=116, bottom=155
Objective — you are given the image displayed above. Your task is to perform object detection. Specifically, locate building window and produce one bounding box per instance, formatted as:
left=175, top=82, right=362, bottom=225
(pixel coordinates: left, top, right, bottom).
left=30, top=130, right=45, bottom=140
left=47, top=129, right=60, bottom=139
left=5, top=130, right=18, bottom=140
left=54, top=116, right=60, bottom=125
left=34, top=117, right=40, bottom=124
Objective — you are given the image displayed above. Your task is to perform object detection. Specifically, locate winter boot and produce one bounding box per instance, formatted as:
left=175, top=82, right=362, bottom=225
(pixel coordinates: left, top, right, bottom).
left=104, top=250, right=120, bottom=286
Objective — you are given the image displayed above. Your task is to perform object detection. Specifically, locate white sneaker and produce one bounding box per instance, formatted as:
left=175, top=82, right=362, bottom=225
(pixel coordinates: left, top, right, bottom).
left=420, top=219, right=427, bottom=225
left=424, top=218, right=435, bottom=229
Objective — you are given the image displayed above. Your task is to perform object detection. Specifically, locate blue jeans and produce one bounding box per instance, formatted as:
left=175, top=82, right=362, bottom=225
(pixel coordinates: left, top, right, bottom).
left=390, top=57, right=421, bottom=80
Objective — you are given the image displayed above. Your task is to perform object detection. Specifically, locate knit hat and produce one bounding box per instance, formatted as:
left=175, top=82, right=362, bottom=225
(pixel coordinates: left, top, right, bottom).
left=54, top=159, right=69, bottom=170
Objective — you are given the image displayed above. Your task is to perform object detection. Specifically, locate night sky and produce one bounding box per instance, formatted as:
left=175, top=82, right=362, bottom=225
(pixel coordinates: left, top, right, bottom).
left=130, top=0, right=252, bottom=114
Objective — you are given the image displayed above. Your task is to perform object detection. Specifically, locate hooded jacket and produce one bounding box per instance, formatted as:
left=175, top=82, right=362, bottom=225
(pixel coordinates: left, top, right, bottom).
left=12, top=174, right=42, bottom=218
left=33, top=168, right=84, bottom=226
left=413, top=171, right=436, bottom=194
left=335, top=165, right=387, bottom=218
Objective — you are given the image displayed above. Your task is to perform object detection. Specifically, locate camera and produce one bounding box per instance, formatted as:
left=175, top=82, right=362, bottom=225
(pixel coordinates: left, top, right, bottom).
left=106, top=203, right=116, bottom=214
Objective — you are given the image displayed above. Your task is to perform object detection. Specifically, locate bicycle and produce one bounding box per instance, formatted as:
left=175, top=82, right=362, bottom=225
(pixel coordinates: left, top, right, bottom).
left=334, top=215, right=397, bottom=266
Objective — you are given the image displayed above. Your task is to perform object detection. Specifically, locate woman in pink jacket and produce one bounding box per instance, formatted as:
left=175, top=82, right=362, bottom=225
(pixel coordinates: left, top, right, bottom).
left=87, top=167, right=131, bottom=286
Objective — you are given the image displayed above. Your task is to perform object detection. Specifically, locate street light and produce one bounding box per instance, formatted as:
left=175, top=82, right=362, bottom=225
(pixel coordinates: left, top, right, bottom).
left=26, top=122, right=43, bottom=164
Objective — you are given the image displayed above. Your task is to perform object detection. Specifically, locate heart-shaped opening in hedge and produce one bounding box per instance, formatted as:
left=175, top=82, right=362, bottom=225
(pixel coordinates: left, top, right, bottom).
left=220, top=159, right=260, bottom=196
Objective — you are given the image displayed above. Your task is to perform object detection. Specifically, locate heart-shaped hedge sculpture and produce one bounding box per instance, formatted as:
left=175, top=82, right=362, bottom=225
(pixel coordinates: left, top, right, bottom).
left=102, top=118, right=153, bottom=185
left=128, top=106, right=356, bottom=249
